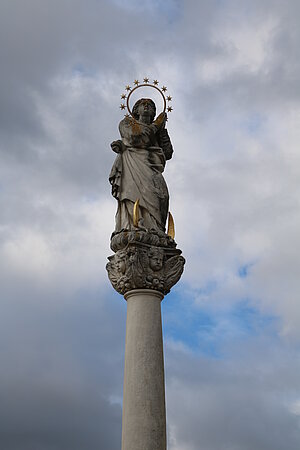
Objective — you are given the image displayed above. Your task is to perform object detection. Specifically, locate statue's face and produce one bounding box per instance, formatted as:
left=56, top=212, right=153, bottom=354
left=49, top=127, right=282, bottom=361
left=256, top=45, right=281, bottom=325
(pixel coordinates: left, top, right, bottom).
left=136, top=99, right=155, bottom=121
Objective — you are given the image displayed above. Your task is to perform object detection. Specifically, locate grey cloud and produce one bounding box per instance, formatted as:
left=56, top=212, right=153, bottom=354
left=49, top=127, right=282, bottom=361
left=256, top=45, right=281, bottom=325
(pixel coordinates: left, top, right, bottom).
left=0, top=283, right=125, bottom=450
left=0, top=386, right=121, bottom=450
left=165, top=339, right=300, bottom=450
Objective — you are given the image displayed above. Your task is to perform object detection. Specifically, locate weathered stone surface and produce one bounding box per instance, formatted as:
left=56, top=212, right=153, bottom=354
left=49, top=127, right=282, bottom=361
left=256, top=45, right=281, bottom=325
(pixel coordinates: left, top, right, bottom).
left=106, top=231, right=185, bottom=295
left=110, top=228, right=176, bottom=252
left=109, top=98, right=172, bottom=233
left=107, top=98, right=185, bottom=294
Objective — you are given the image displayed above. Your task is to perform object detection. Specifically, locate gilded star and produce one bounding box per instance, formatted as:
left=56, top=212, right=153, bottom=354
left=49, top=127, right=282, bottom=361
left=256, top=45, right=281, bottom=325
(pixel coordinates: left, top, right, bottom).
left=134, top=79, right=139, bottom=86
left=120, top=103, right=126, bottom=110
left=124, top=113, right=130, bottom=118
left=143, top=77, right=149, bottom=83
left=162, top=86, right=167, bottom=92
left=153, top=79, right=159, bottom=85
left=125, top=85, right=131, bottom=91
left=121, top=93, right=126, bottom=99
left=167, top=106, right=173, bottom=112
left=167, top=95, right=172, bottom=101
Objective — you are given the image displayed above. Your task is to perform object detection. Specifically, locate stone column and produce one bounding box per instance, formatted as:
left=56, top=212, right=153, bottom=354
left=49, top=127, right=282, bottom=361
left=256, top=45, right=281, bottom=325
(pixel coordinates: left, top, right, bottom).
left=106, top=231, right=185, bottom=450
left=122, top=289, right=166, bottom=450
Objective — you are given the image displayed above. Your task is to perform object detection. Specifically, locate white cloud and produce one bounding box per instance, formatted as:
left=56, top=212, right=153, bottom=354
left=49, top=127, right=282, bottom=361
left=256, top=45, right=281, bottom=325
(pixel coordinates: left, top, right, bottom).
left=197, top=16, right=278, bottom=82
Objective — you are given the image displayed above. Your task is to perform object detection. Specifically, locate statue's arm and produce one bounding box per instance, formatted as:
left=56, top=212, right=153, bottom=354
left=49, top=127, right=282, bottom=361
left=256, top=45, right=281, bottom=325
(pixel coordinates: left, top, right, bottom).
left=110, top=140, right=126, bottom=154
left=158, top=128, right=173, bottom=160
left=153, top=113, right=173, bottom=160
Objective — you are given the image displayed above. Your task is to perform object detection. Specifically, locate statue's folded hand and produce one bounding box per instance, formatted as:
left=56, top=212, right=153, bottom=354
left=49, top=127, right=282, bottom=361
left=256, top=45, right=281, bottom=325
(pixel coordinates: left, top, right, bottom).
left=154, top=112, right=167, bottom=129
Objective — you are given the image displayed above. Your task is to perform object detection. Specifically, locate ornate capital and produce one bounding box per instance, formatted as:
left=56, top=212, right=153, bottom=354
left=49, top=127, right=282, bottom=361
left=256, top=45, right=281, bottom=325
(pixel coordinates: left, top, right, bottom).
left=106, top=231, right=185, bottom=296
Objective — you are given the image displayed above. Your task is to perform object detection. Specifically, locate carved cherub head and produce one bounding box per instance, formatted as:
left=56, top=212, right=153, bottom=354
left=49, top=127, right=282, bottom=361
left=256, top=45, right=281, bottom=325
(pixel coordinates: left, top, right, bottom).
left=149, top=247, right=164, bottom=272
left=132, top=98, right=156, bottom=123
left=114, top=250, right=127, bottom=274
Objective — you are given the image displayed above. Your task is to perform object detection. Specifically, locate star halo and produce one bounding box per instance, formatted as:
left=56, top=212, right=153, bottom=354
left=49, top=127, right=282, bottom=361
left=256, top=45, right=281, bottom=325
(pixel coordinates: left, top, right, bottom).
left=119, top=78, right=173, bottom=118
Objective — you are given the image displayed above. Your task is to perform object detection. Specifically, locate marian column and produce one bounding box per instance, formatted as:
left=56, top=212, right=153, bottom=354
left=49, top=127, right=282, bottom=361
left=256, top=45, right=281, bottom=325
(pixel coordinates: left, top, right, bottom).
left=106, top=79, right=185, bottom=450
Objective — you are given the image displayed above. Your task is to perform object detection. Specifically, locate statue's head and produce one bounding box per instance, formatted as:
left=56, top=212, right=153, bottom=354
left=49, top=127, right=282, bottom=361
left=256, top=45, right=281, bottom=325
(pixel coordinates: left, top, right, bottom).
left=132, top=98, right=156, bottom=122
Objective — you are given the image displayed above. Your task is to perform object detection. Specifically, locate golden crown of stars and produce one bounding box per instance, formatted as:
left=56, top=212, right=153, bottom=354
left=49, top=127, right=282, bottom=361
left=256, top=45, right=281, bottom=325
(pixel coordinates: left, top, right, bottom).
left=120, top=78, right=173, bottom=118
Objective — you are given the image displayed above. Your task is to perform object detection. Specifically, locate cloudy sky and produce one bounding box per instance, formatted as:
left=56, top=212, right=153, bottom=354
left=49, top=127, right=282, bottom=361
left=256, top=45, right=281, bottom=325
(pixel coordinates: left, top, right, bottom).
left=1, top=0, right=300, bottom=448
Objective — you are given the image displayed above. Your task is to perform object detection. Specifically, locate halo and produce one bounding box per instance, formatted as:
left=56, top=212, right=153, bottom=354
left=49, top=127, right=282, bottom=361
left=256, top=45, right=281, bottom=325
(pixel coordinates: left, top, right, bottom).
left=127, top=84, right=166, bottom=117
left=119, top=78, right=173, bottom=118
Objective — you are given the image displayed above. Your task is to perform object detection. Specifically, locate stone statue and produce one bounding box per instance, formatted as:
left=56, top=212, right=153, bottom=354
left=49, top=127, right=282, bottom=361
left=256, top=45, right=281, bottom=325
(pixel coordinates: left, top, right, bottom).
left=107, top=91, right=185, bottom=296
left=109, top=98, right=173, bottom=232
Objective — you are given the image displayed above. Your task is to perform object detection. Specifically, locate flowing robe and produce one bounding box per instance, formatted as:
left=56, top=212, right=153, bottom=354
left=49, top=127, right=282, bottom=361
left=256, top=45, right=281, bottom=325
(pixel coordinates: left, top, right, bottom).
left=109, top=116, right=173, bottom=232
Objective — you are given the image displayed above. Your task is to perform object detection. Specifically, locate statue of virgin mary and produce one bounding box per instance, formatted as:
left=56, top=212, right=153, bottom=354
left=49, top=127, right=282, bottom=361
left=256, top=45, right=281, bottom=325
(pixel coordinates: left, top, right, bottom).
left=109, top=98, right=173, bottom=233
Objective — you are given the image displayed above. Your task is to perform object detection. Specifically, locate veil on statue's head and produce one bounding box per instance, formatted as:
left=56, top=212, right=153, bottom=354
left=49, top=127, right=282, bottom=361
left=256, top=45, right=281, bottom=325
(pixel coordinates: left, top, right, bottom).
left=132, top=98, right=156, bottom=122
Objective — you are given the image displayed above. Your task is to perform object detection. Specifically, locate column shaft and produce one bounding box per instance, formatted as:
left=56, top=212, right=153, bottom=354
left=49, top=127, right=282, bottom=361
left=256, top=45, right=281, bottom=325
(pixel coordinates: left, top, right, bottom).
left=122, top=289, right=166, bottom=450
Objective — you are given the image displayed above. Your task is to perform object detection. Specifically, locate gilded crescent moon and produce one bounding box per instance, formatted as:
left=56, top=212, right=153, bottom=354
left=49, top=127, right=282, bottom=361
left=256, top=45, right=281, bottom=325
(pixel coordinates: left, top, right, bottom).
left=167, top=212, right=175, bottom=239
left=133, top=199, right=140, bottom=228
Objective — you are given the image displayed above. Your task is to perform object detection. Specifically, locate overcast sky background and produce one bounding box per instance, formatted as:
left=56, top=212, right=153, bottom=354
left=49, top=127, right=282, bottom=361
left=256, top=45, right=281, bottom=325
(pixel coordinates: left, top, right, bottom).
left=1, top=0, right=300, bottom=449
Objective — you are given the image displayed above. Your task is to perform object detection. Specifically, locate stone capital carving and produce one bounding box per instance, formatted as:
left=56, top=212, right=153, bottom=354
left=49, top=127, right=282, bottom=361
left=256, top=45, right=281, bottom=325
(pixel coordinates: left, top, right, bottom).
left=106, top=231, right=185, bottom=295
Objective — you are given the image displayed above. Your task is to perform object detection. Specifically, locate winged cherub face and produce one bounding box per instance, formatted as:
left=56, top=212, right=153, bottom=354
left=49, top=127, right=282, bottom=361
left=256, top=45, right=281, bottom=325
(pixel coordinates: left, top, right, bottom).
left=149, top=248, right=164, bottom=272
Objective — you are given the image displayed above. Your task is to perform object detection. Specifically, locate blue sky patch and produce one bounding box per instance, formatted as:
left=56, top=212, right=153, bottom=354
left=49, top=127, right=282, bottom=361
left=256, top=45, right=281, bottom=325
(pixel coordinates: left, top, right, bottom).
left=162, top=288, right=278, bottom=357
left=238, top=262, right=255, bottom=278
left=241, top=113, right=266, bottom=135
